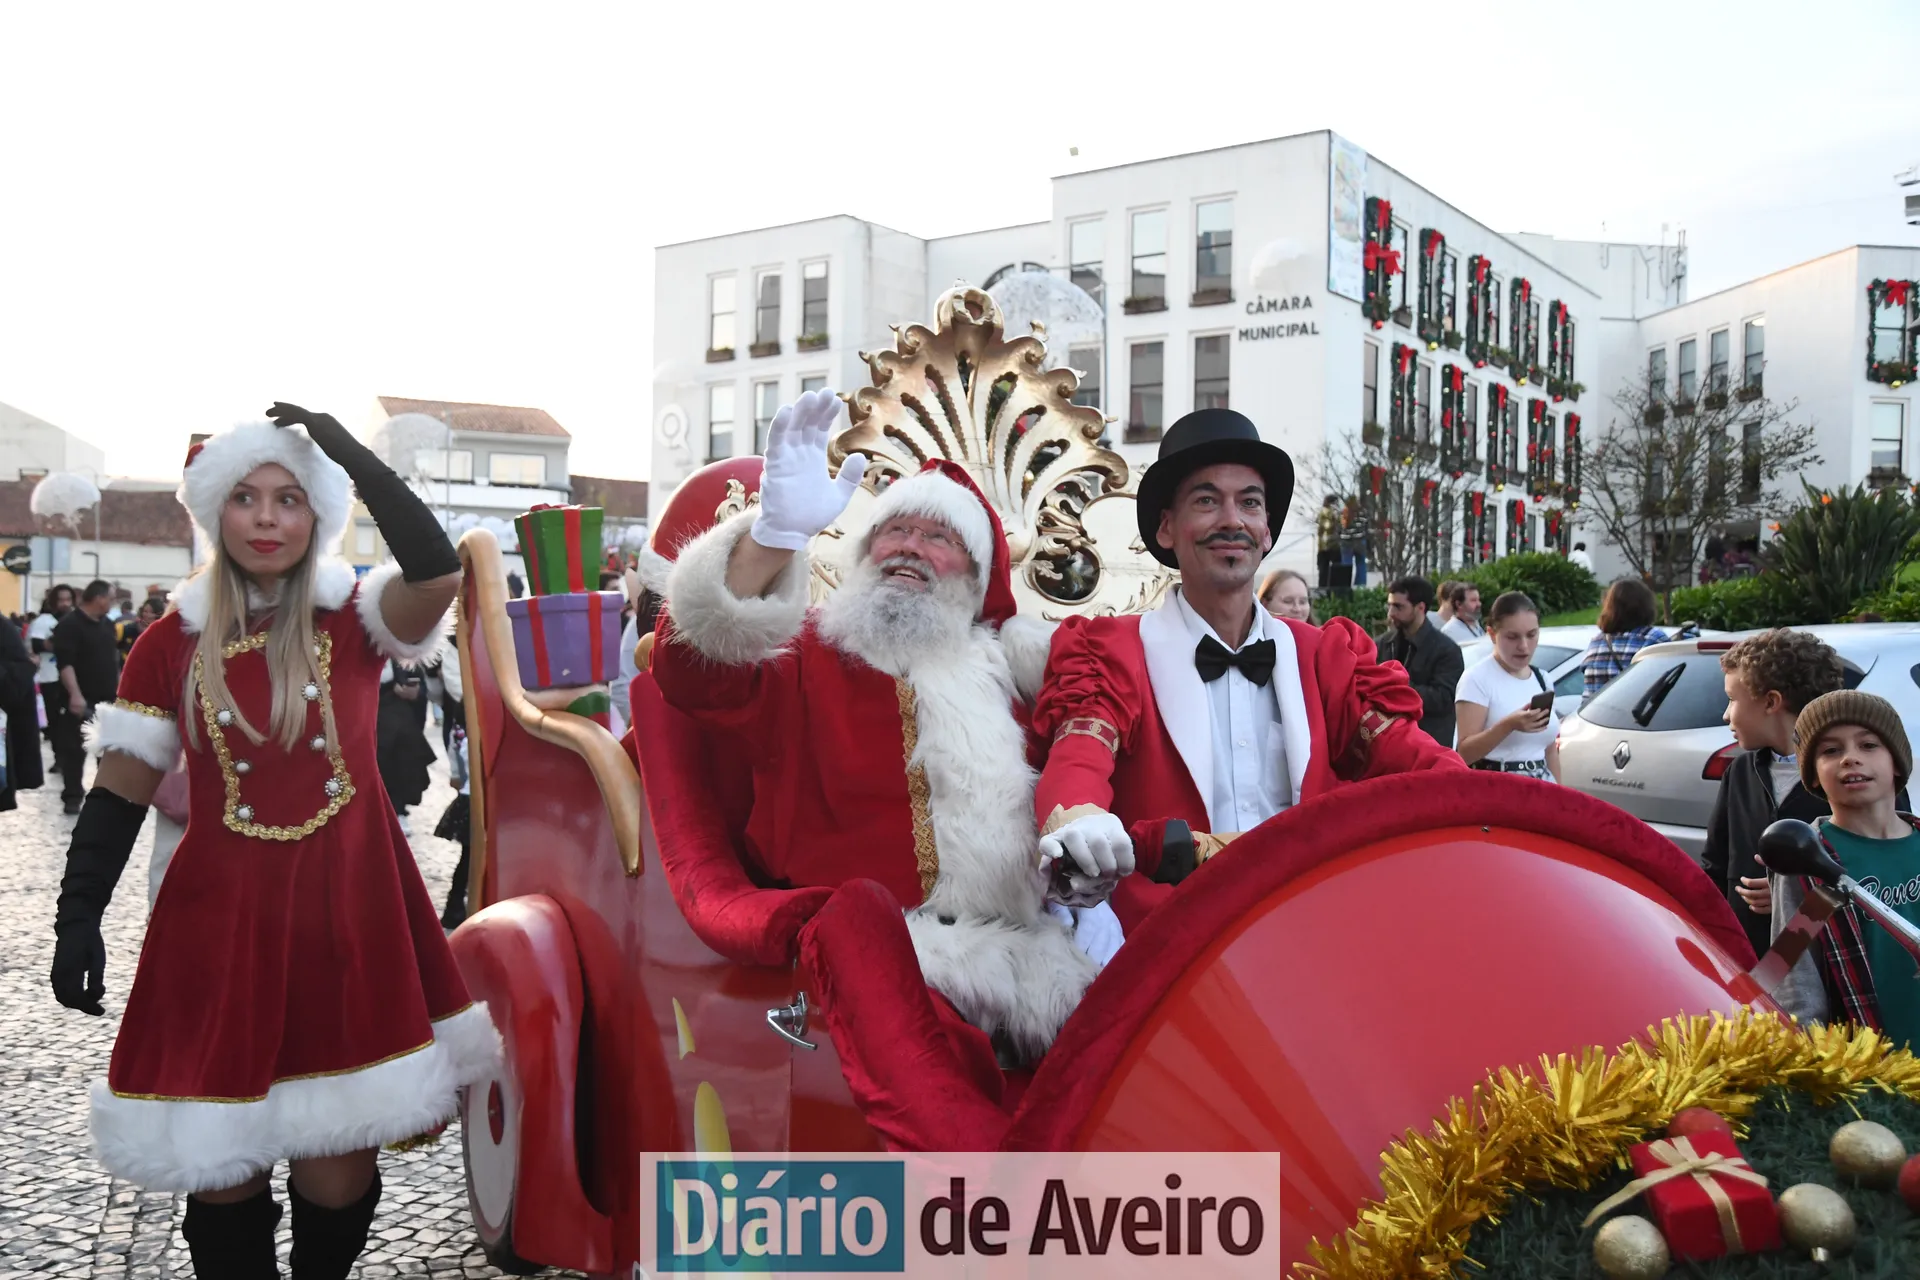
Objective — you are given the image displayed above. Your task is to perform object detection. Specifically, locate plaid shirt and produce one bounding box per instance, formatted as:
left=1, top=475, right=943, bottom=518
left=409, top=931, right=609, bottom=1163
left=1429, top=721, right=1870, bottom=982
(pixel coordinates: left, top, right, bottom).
left=1581, top=626, right=1669, bottom=700
left=1809, top=817, right=1920, bottom=1033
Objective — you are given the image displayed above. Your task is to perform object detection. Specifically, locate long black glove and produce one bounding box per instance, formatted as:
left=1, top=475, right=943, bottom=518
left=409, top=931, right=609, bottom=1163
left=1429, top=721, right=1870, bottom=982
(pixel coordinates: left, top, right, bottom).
left=51, top=787, right=148, bottom=1016
left=265, top=402, right=460, bottom=582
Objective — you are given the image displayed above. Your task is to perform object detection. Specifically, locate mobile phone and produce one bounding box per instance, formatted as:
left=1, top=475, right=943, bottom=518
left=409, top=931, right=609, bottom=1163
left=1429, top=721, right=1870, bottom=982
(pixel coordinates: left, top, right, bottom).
left=1528, top=691, right=1556, bottom=713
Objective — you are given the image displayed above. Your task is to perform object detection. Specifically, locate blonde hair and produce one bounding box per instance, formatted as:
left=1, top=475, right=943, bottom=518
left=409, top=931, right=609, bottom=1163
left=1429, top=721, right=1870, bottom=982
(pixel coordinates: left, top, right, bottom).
left=180, top=546, right=341, bottom=755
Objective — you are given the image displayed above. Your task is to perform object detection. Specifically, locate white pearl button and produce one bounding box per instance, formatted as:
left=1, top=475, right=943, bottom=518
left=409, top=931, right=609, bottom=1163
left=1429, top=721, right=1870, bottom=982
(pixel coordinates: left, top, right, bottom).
left=301, top=682, right=320, bottom=701
left=324, top=778, right=343, bottom=797
left=309, top=735, right=327, bottom=752
left=235, top=760, right=251, bottom=775
left=235, top=805, right=254, bottom=822
left=216, top=709, right=234, bottom=726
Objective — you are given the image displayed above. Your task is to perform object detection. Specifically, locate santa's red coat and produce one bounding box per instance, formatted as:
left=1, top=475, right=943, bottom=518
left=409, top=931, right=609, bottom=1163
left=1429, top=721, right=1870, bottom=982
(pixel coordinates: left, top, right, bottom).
left=1032, top=604, right=1465, bottom=926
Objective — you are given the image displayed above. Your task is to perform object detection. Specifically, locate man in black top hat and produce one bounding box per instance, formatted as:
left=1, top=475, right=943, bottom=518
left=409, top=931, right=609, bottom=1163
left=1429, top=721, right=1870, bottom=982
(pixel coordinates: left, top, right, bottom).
left=1032, top=409, right=1464, bottom=929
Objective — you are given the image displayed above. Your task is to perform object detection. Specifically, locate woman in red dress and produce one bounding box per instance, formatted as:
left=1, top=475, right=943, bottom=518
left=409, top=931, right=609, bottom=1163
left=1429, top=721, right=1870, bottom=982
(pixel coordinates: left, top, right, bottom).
left=49, top=404, right=498, bottom=1279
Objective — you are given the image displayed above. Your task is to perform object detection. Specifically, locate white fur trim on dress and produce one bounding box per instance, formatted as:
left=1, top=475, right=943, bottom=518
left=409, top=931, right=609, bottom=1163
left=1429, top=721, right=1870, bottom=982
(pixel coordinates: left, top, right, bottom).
left=171, top=556, right=357, bottom=636
left=354, top=560, right=448, bottom=664
left=861, top=470, right=996, bottom=595
left=996, top=614, right=1056, bottom=704
left=179, top=421, right=354, bottom=552
left=85, top=702, right=183, bottom=772
left=896, top=626, right=1095, bottom=1059
left=663, top=510, right=811, bottom=667
left=89, top=1003, right=501, bottom=1195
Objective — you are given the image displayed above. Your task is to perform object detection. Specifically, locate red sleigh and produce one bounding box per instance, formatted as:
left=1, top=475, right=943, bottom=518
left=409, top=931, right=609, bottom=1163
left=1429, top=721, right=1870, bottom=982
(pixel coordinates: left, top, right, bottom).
left=446, top=289, right=1766, bottom=1277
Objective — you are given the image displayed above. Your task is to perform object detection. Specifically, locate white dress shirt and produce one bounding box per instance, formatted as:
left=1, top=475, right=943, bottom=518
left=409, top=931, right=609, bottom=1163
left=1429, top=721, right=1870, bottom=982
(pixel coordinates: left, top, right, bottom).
left=1170, top=589, right=1291, bottom=830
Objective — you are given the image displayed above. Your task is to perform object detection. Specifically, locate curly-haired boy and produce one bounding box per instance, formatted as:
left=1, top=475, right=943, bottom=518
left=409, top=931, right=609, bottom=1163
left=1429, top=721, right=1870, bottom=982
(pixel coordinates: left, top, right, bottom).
left=1702, top=629, right=1849, bottom=956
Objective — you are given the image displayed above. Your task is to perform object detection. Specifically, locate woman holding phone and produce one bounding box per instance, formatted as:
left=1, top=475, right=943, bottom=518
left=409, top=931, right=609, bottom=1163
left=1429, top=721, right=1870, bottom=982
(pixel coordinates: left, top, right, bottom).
left=1453, top=591, right=1561, bottom=781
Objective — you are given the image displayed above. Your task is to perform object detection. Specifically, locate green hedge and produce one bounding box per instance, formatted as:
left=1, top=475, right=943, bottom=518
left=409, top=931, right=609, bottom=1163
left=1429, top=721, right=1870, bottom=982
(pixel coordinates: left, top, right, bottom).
left=1849, top=580, right=1920, bottom=622
left=1665, top=573, right=1820, bottom=632
left=1315, top=585, right=1387, bottom=634
left=1456, top=553, right=1601, bottom=618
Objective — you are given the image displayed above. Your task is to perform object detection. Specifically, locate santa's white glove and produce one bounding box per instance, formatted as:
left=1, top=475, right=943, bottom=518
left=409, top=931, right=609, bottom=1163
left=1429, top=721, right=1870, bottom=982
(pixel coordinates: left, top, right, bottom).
left=749, top=389, right=867, bottom=552
left=1039, top=810, right=1135, bottom=907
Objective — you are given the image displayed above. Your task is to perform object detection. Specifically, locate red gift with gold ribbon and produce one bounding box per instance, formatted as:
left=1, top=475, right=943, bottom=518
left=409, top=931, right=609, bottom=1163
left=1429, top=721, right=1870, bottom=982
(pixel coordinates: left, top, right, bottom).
left=1585, top=1132, right=1780, bottom=1261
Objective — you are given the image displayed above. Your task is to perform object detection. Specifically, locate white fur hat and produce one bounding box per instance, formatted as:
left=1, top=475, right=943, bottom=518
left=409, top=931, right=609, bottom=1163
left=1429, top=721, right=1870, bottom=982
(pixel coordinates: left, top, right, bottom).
left=178, top=422, right=353, bottom=552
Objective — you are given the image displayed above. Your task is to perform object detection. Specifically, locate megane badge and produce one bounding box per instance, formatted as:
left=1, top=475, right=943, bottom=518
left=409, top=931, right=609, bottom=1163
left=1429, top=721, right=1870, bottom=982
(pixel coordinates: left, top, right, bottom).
left=1613, top=742, right=1632, bottom=771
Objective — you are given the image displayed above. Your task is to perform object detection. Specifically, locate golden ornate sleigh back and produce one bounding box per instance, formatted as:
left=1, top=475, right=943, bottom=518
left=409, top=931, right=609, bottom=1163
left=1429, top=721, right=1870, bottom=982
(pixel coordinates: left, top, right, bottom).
left=809, top=285, right=1173, bottom=619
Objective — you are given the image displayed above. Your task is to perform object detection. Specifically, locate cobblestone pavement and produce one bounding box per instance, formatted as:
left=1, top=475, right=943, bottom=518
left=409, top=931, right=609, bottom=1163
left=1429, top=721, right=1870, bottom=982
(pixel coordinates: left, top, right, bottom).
left=0, top=730, right=581, bottom=1278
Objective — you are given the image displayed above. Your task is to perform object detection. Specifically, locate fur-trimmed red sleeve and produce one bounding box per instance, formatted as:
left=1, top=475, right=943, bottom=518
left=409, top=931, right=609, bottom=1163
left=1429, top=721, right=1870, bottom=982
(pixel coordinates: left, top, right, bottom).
left=1031, top=615, right=1142, bottom=823
left=1314, top=616, right=1466, bottom=779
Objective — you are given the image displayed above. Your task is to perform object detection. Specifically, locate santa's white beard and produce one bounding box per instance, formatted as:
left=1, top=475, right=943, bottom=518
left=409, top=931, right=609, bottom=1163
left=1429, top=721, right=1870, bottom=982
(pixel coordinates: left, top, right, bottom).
left=818, top=554, right=981, bottom=674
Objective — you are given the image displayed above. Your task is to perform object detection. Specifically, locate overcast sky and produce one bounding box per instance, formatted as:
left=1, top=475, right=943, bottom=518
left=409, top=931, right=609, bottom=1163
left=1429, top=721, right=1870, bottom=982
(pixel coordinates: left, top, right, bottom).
left=2, top=1, right=1915, bottom=483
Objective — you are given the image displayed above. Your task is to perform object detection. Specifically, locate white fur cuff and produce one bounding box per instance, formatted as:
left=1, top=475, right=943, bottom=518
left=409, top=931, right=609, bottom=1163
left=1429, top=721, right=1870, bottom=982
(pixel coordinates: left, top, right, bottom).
left=664, top=510, right=811, bottom=666
left=89, top=1004, right=500, bottom=1194
left=354, top=560, right=449, bottom=665
left=86, top=702, right=182, bottom=772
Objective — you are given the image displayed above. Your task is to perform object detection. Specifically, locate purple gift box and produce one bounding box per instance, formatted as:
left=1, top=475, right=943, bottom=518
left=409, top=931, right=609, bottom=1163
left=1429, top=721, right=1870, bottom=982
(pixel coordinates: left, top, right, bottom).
left=505, top=590, right=623, bottom=690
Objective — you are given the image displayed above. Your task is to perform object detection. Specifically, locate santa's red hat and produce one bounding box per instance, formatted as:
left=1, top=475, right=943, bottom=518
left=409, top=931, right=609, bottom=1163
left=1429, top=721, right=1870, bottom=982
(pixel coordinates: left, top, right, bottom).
left=858, top=460, right=1017, bottom=626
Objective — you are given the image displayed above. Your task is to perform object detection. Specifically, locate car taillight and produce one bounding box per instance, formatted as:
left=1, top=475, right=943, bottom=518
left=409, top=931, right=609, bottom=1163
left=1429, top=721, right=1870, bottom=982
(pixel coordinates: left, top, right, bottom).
left=1696, top=641, right=1736, bottom=652
left=1703, top=744, right=1741, bottom=781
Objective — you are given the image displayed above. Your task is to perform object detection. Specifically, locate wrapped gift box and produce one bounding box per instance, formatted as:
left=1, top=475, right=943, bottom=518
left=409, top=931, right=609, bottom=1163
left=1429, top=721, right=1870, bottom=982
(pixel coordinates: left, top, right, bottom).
left=1628, top=1131, right=1780, bottom=1261
left=514, top=504, right=605, bottom=596
left=506, top=590, right=622, bottom=690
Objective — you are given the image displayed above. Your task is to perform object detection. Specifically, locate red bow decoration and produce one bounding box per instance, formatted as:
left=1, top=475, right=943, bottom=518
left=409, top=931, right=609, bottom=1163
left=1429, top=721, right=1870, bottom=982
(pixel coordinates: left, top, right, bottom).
left=1396, top=345, right=1414, bottom=375
left=1471, top=493, right=1485, bottom=516
left=1367, top=465, right=1387, bottom=495
left=1518, top=279, right=1531, bottom=305
left=1422, top=229, right=1442, bottom=257
left=1420, top=480, right=1438, bottom=508
left=1375, top=199, right=1392, bottom=232
left=1887, top=280, right=1913, bottom=309
left=1365, top=241, right=1403, bottom=276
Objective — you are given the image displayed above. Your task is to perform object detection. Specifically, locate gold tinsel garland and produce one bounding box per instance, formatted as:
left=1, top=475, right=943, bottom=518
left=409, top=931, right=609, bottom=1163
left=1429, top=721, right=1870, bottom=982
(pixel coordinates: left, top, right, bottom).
left=1293, top=1010, right=1920, bottom=1280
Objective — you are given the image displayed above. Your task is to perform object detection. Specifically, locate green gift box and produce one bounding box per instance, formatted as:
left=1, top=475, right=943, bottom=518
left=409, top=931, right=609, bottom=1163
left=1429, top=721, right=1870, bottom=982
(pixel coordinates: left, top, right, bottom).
left=513, top=504, right=604, bottom=596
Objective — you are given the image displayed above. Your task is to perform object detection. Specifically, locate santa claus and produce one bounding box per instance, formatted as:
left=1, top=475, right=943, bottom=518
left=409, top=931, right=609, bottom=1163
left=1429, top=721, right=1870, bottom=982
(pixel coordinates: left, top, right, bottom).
left=652, top=388, right=1118, bottom=1070
left=1032, top=408, right=1466, bottom=928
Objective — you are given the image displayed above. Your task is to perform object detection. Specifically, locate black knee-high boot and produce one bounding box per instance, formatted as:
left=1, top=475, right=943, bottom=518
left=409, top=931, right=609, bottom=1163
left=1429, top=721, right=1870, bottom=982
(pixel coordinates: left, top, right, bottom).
left=287, top=1171, right=381, bottom=1280
left=181, top=1187, right=282, bottom=1279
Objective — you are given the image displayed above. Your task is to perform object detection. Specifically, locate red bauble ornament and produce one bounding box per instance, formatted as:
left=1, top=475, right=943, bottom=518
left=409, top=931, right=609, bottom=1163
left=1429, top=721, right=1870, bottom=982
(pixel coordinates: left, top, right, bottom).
left=1899, top=1154, right=1920, bottom=1210
left=1668, top=1108, right=1734, bottom=1142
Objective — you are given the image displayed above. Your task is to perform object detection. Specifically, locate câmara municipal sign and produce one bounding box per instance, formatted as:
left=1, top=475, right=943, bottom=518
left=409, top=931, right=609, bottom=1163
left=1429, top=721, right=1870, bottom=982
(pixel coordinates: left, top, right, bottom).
left=1237, top=295, right=1319, bottom=342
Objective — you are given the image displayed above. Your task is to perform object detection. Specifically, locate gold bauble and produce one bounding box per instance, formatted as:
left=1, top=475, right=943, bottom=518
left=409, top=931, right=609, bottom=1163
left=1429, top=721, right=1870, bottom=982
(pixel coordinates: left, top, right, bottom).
left=1592, top=1215, right=1670, bottom=1280
left=1830, top=1119, right=1907, bottom=1188
left=1777, top=1183, right=1857, bottom=1263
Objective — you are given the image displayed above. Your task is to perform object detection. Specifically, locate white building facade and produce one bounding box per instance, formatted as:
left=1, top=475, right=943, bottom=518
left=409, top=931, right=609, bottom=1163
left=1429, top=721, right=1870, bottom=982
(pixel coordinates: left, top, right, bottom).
left=654, top=131, right=1920, bottom=585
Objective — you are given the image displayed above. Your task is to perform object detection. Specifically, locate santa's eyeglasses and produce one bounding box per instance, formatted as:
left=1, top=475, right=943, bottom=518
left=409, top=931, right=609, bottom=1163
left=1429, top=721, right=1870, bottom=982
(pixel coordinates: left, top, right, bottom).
left=874, top=521, right=958, bottom=551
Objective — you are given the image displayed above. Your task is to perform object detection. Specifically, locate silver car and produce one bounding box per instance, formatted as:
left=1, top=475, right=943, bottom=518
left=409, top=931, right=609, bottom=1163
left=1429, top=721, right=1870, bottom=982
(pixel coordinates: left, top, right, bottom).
left=1558, top=624, right=1920, bottom=857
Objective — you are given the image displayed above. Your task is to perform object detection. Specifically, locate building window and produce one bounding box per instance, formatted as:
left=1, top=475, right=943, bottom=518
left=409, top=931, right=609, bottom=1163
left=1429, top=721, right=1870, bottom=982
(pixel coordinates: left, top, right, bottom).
left=1415, top=361, right=1432, bottom=444
left=1390, top=343, right=1416, bottom=450
left=1488, top=275, right=1503, bottom=361
left=1465, top=256, right=1493, bottom=359
left=428, top=449, right=473, bottom=482
left=1563, top=413, right=1583, bottom=501
left=1068, top=344, right=1102, bottom=409
left=1869, top=280, right=1915, bottom=377
left=1740, top=420, right=1764, bottom=502
left=983, top=262, right=1047, bottom=291
left=754, top=271, right=781, bottom=348
left=1391, top=222, right=1410, bottom=312
left=753, top=380, right=780, bottom=453
left=1069, top=220, right=1104, bottom=307
left=1193, top=335, right=1229, bottom=410
left=709, top=275, right=736, bottom=354
left=801, top=261, right=829, bottom=340
left=800, top=375, right=826, bottom=396
left=1363, top=342, right=1380, bottom=429
left=1437, top=246, right=1459, bottom=340
left=1648, top=347, right=1667, bottom=400
left=354, top=521, right=378, bottom=557
left=1871, top=401, right=1907, bottom=478
left=1126, top=341, right=1164, bottom=442
left=1743, top=318, right=1765, bottom=393
left=707, top=385, right=735, bottom=461
left=1708, top=329, right=1730, bottom=396
left=1129, top=210, right=1168, bottom=308
left=1193, top=200, right=1232, bottom=301
left=489, top=452, right=548, bottom=486
left=1462, top=378, right=1480, bottom=464
left=1677, top=338, right=1698, bottom=405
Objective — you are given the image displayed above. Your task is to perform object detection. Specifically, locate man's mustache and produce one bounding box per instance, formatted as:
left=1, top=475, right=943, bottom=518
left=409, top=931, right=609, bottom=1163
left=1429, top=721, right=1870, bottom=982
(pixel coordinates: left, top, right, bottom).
left=1200, top=531, right=1257, bottom=549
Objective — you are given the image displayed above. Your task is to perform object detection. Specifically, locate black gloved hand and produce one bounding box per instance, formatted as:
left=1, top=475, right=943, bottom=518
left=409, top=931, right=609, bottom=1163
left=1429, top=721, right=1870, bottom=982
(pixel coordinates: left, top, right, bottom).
left=50, top=919, right=106, bottom=1016
left=263, top=401, right=460, bottom=582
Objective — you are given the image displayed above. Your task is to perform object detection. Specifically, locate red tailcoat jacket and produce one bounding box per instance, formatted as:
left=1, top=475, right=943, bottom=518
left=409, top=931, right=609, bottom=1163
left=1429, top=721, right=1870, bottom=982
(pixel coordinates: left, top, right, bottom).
left=1031, top=601, right=1465, bottom=926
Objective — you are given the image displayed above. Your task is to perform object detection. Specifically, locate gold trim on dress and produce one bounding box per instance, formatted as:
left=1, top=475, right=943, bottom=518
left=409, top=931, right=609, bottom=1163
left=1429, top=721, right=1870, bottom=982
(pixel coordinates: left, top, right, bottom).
left=113, top=698, right=175, bottom=720
left=195, top=632, right=355, bottom=842
left=894, top=678, right=939, bottom=901
left=1358, top=707, right=1398, bottom=743
left=1053, top=716, right=1119, bottom=754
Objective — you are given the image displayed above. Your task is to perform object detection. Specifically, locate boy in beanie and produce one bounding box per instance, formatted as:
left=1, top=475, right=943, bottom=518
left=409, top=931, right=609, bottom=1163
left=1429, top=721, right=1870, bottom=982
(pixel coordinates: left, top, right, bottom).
left=1705, top=629, right=1847, bottom=956
left=1770, top=690, right=1920, bottom=1044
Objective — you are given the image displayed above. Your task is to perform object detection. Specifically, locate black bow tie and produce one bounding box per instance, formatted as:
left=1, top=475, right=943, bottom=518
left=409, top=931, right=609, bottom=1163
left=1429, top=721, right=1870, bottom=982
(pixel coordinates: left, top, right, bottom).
left=1194, top=636, right=1276, bottom=686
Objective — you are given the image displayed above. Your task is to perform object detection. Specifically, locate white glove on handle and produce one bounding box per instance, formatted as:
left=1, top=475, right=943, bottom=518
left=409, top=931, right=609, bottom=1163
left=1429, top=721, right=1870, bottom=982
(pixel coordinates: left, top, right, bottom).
left=1039, top=810, right=1135, bottom=907
left=749, top=389, right=868, bottom=552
